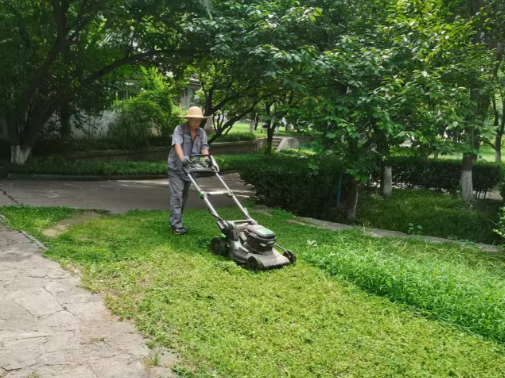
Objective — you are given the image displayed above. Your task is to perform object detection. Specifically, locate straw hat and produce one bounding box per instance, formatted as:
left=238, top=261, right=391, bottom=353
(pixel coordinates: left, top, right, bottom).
left=178, top=106, right=212, bottom=119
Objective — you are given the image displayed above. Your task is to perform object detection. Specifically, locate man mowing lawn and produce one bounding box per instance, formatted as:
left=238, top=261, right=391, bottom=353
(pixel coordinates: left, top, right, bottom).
left=168, top=106, right=211, bottom=235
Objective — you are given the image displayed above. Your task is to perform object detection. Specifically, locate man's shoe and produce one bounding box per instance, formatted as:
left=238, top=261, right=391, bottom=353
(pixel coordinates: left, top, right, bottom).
left=172, top=227, right=187, bottom=235
left=183, top=225, right=189, bottom=231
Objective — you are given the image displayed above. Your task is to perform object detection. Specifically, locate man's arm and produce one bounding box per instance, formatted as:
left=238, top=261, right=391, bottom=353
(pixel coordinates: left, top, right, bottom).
left=201, top=130, right=210, bottom=155
left=174, top=144, right=185, bottom=159
left=172, top=126, right=186, bottom=159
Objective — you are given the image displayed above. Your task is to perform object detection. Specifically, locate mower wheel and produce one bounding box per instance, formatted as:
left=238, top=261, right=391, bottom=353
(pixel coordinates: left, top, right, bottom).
left=283, top=250, right=296, bottom=264
left=246, top=256, right=261, bottom=271
left=210, top=237, right=228, bottom=256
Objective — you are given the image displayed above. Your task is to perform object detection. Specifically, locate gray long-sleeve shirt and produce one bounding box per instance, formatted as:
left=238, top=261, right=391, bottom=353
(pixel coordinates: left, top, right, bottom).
left=167, top=123, right=210, bottom=179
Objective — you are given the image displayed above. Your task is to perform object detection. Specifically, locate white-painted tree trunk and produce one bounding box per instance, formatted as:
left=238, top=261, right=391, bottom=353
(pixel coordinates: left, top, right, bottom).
left=383, top=165, right=392, bottom=198
left=347, top=177, right=359, bottom=221
left=460, top=164, right=474, bottom=204
left=11, top=145, right=31, bottom=165
left=496, top=149, right=501, bottom=163
left=249, top=123, right=254, bottom=133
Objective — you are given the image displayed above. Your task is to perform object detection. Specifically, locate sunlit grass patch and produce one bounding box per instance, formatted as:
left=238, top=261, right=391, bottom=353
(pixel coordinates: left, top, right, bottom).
left=2, top=206, right=505, bottom=378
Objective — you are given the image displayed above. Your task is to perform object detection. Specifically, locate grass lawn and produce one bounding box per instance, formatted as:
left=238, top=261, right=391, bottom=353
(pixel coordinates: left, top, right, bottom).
left=350, top=189, right=502, bottom=245
left=2, top=206, right=505, bottom=377
left=229, top=122, right=304, bottom=137
left=435, top=145, right=499, bottom=163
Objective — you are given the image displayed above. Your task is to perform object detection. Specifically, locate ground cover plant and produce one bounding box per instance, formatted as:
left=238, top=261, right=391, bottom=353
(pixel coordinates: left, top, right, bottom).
left=351, top=189, right=502, bottom=245
left=31, top=132, right=257, bottom=156
left=7, top=158, right=168, bottom=176
left=5, top=154, right=285, bottom=176
left=213, top=132, right=256, bottom=143
left=2, top=205, right=505, bottom=378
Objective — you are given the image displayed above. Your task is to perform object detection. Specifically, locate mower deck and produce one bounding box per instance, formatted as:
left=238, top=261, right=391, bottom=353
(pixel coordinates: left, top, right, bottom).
left=184, top=155, right=296, bottom=271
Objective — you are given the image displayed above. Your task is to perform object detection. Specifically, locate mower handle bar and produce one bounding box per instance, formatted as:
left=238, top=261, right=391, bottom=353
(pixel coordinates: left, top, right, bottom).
left=183, top=155, right=251, bottom=223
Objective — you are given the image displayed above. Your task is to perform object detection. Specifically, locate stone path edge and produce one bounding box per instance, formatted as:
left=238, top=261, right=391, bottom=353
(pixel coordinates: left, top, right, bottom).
left=0, top=214, right=178, bottom=378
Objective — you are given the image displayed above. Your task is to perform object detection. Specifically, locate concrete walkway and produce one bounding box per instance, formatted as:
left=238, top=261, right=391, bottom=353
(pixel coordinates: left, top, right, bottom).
left=0, top=223, right=176, bottom=378
left=0, top=173, right=251, bottom=213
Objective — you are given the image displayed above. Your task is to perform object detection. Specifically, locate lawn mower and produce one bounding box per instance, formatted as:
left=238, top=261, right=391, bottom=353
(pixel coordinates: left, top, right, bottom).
left=183, top=154, right=296, bottom=271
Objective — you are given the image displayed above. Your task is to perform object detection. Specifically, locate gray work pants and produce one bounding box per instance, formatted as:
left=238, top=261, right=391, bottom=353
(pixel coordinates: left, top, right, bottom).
left=169, top=172, right=191, bottom=229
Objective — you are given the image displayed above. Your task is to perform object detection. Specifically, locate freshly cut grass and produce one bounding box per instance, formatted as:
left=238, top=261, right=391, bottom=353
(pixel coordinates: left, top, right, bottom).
left=2, top=206, right=505, bottom=378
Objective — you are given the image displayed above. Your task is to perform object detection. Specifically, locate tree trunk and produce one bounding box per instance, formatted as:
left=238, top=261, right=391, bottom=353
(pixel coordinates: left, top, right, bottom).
left=208, top=131, right=222, bottom=145
left=460, top=154, right=474, bottom=203
left=265, top=124, right=275, bottom=154
left=347, top=176, right=359, bottom=221
left=433, top=150, right=439, bottom=159
left=254, top=114, right=260, bottom=130
left=59, top=102, right=72, bottom=142
left=495, top=136, right=502, bottom=162
left=382, top=163, right=393, bottom=198
left=11, top=145, right=32, bottom=165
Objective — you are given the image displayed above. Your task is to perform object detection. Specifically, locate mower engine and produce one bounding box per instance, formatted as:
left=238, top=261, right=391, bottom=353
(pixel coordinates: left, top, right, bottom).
left=244, top=225, right=277, bottom=254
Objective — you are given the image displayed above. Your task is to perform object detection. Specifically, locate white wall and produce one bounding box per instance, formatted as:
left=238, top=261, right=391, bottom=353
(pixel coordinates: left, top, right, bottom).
left=70, top=110, right=118, bottom=138
left=40, top=110, right=118, bottom=139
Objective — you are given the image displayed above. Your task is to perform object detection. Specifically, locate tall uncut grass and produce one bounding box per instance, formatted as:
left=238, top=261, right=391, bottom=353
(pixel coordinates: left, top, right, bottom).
left=301, top=232, right=505, bottom=343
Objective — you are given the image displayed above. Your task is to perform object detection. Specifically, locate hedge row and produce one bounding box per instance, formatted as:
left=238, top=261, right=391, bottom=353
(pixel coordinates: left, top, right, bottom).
left=236, top=155, right=347, bottom=217
left=237, top=154, right=504, bottom=217
left=372, top=158, right=503, bottom=194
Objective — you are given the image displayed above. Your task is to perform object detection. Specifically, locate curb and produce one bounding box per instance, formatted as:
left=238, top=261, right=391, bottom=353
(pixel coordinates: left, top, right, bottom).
left=0, top=213, right=48, bottom=250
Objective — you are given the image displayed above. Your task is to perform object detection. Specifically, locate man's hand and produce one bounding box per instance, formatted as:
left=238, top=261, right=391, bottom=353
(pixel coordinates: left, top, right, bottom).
left=181, top=156, right=192, bottom=167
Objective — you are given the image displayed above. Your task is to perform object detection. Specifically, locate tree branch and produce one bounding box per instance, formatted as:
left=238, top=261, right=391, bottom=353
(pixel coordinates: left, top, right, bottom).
left=51, top=0, right=69, bottom=42
left=23, top=48, right=178, bottom=148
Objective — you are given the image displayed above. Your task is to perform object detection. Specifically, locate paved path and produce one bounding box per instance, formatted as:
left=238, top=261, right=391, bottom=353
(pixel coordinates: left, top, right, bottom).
left=0, top=173, right=251, bottom=213
left=0, top=223, right=176, bottom=378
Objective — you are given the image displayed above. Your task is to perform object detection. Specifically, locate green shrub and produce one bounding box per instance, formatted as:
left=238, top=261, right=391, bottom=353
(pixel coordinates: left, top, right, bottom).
left=165, top=105, right=186, bottom=136
left=0, top=139, right=9, bottom=159
left=214, top=153, right=274, bottom=171
left=500, top=183, right=505, bottom=202
left=8, top=158, right=167, bottom=176
left=108, top=89, right=179, bottom=150
left=354, top=190, right=501, bottom=244
left=236, top=155, right=347, bottom=217
left=279, top=148, right=315, bottom=156
left=375, top=157, right=504, bottom=194
left=214, top=132, right=256, bottom=143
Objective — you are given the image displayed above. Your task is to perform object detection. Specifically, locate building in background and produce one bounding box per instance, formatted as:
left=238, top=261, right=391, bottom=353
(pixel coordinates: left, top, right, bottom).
left=178, top=78, right=201, bottom=109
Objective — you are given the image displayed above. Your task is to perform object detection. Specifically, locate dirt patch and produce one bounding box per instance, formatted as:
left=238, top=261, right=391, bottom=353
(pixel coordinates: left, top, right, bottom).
left=43, top=212, right=104, bottom=238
